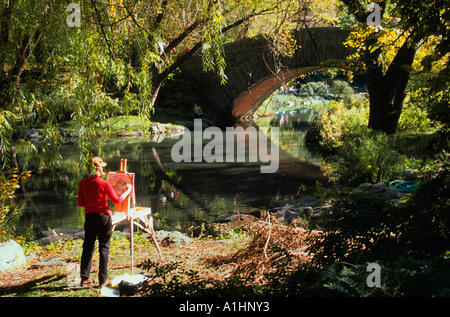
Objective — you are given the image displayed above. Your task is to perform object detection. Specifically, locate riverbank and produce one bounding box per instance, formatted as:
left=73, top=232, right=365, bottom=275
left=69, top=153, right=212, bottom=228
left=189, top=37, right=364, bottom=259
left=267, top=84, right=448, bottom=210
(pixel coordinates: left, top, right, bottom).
left=2, top=180, right=413, bottom=297
left=0, top=210, right=318, bottom=297
left=0, top=233, right=248, bottom=297
left=13, top=115, right=186, bottom=143
left=1, top=189, right=326, bottom=296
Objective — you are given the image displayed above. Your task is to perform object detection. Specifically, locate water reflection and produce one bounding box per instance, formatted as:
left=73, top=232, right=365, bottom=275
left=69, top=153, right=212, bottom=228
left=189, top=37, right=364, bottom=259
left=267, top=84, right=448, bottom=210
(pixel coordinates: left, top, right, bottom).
left=19, top=111, right=324, bottom=233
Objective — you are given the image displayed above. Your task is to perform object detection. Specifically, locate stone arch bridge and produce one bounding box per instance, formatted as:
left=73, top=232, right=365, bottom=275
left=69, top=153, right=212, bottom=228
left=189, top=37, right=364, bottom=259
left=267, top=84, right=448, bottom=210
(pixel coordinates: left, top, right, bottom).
left=177, top=27, right=351, bottom=126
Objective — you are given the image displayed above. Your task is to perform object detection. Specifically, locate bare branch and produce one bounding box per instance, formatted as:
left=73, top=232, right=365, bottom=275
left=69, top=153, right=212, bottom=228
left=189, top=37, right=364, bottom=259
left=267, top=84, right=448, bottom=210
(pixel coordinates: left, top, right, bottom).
left=90, top=0, right=117, bottom=62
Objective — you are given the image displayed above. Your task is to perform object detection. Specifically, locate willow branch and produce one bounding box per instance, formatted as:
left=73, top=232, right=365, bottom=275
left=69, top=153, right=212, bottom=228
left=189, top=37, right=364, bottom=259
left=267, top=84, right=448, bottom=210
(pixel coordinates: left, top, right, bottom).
left=90, top=0, right=116, bottom=62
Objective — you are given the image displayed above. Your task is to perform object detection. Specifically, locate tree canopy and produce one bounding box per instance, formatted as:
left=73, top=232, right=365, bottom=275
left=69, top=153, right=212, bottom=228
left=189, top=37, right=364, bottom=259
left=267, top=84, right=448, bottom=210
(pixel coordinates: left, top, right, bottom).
left=340, top=0, right=449, bottom=134
left=1, top=0, right=448, bottom=168
left=1, top=0, right=339, bottom=169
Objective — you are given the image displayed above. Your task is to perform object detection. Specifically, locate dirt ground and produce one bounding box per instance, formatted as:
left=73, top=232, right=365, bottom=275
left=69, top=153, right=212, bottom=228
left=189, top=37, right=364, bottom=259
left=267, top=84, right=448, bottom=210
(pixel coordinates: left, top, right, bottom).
left=0, top=220, right=317, bottom=297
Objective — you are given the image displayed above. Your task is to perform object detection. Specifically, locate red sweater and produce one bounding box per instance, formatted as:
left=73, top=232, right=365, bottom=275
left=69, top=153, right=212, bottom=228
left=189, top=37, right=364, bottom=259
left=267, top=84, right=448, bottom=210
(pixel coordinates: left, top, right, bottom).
left=77, top=176, right=124, bottom=216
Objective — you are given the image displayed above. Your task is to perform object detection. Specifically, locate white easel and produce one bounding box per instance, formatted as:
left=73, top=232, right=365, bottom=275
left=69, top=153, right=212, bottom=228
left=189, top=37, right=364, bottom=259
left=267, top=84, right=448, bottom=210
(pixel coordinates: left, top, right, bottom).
left=110, top=159, right=163, bottom=275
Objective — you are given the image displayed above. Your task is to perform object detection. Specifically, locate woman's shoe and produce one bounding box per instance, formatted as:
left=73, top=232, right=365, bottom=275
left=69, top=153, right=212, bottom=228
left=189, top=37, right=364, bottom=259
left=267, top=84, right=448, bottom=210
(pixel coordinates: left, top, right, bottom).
left=81, top=279, right=95, bottom=286
left=100, top=280, right=109, bottom=287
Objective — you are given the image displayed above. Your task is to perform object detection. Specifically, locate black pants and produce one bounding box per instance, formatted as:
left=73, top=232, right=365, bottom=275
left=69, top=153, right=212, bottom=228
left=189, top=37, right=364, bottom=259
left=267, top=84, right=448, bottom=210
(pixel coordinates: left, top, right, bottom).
left=80, top=213, right=113, bottom=285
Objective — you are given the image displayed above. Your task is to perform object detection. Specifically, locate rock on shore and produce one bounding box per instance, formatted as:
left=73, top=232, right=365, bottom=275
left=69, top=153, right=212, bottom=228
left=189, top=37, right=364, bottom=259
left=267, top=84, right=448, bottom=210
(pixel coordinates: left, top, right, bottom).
left=0, top=240, right=27, bottom=272
left=33, top=227, right=192, bottom=247
left=187, top=195, right=328, bottom=238
left=34, top=228, right=85, bottom=245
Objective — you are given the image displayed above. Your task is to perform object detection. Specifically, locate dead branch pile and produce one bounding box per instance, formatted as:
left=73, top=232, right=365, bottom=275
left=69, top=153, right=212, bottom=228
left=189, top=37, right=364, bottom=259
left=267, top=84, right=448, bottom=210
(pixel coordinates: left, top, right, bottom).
left=205, top=212, right=321, bottom=281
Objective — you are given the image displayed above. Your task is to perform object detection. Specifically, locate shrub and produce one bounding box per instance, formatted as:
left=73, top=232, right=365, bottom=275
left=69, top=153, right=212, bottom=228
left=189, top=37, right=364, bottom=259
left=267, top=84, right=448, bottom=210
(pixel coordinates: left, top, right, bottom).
left=330, top=80, right=355, bottom=103
left=317, top=100, right=369, bottom=150
left=331, top=131, right=406, bottom=186
left=308, top=186, right=401, bottom=266
left=305, top=168, right=450, bottom=296
left=398, top=102, right=436, bottom=133
left=316, top=99, right=406, bottom=186
left=301, top=81, right=328, bottom=96
left=0, top=169, right=31, bottom=242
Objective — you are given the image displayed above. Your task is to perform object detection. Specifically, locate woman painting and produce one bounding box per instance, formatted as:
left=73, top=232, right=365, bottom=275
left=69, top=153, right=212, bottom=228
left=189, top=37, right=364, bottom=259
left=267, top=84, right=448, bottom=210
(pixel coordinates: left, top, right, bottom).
left=77, top=157, right=132, bottom=287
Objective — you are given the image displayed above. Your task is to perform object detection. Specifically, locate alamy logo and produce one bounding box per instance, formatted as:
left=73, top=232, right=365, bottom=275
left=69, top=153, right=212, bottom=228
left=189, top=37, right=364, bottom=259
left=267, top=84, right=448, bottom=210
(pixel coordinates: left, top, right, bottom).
left=67, top=3, right=81, bottom=28
left=366, top=3, right=381, bottom=27
left=171, top=119, right=279, bottom=173
left=366, top=263, right=381, bottom=288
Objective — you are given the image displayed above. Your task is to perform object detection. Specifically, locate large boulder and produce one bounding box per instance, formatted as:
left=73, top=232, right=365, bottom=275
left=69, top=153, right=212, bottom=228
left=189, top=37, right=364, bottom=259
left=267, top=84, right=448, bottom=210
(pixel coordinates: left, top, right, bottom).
left=187, top=212, right=261, bottom=238
left=155, top=230, right=192, bottom=246
left=354, top=182, right=407, bottom=201
left=34, top=228, right=84, bottom=245
left=31, top=256, right=67, bottom=268
left=0, top=240, right=27, bottom=272
left=17, top=129, right=40, bottom=140
left=188, top=196, right=329, bottom=237
left=267, top=195, right=329, bottom=224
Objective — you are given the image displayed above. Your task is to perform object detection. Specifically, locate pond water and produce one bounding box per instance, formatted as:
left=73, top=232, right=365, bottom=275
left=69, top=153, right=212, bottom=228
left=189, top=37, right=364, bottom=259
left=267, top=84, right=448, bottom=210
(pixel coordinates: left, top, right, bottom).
left=19, top=109, right=325, bottom=233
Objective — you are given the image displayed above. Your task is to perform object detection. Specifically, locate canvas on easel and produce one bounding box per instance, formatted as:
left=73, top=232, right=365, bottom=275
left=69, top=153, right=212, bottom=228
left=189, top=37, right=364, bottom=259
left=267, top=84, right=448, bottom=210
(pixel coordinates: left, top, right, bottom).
left=108, top=159, right=135, bottom=214
left=109, top=158, right=164, bottom=263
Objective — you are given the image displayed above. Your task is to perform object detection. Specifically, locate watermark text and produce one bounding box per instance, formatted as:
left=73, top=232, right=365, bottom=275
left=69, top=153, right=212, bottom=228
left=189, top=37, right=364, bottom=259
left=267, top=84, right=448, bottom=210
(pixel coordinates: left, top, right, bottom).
left=366, top=3, right=381, bottom=27
left=366, top=262, right=381, bottom=288
left=171, top=119, right=279, bottom=174
left=67, top=3, right=81, bottom=28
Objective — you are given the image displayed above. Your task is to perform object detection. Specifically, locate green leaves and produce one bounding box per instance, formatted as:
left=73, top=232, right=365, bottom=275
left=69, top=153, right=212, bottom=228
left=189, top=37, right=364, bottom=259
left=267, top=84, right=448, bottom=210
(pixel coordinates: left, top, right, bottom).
left=368, top=40, right=381, bottom=53
left=0, top=168, right=31, bottom=242
left=0, top=110, right=15, bottom=168
left=201, top=0, right=228, bottom=85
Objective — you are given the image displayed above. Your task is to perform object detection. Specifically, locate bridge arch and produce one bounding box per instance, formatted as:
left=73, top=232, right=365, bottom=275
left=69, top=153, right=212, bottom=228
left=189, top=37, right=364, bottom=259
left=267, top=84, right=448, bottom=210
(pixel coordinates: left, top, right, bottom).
left=176, top=27, right=351, bottom=125
left=231, top=66, right=320, bottom=119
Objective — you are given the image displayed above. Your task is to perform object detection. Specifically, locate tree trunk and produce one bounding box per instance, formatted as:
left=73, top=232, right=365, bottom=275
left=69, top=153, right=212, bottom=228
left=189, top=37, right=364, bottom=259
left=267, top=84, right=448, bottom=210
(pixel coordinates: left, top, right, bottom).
left=7, top=30, right=42, bottom=107
left=366, top=34, right=421, bottom=135
left=0, top=1, right=13, bottom=109
left=340, top=0, right=422, bottom=135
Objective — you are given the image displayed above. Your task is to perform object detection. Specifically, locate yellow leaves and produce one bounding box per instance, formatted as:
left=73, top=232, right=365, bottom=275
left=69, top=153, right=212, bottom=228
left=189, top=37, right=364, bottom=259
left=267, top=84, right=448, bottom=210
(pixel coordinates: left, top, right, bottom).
left=0, top=168, right=31, bottom=230
left=271, top=27, right=297, bottom=57
left=317, top=100, right=369, bottom=150
left=345, top=23, right=417, bottom=74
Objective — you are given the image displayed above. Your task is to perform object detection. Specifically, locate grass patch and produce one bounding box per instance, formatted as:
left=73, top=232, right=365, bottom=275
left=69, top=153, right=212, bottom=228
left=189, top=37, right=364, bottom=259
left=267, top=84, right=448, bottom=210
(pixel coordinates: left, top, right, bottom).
left=0, top=217, right=318, bottom=297
left=0, top=230, right=252, bottom=297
